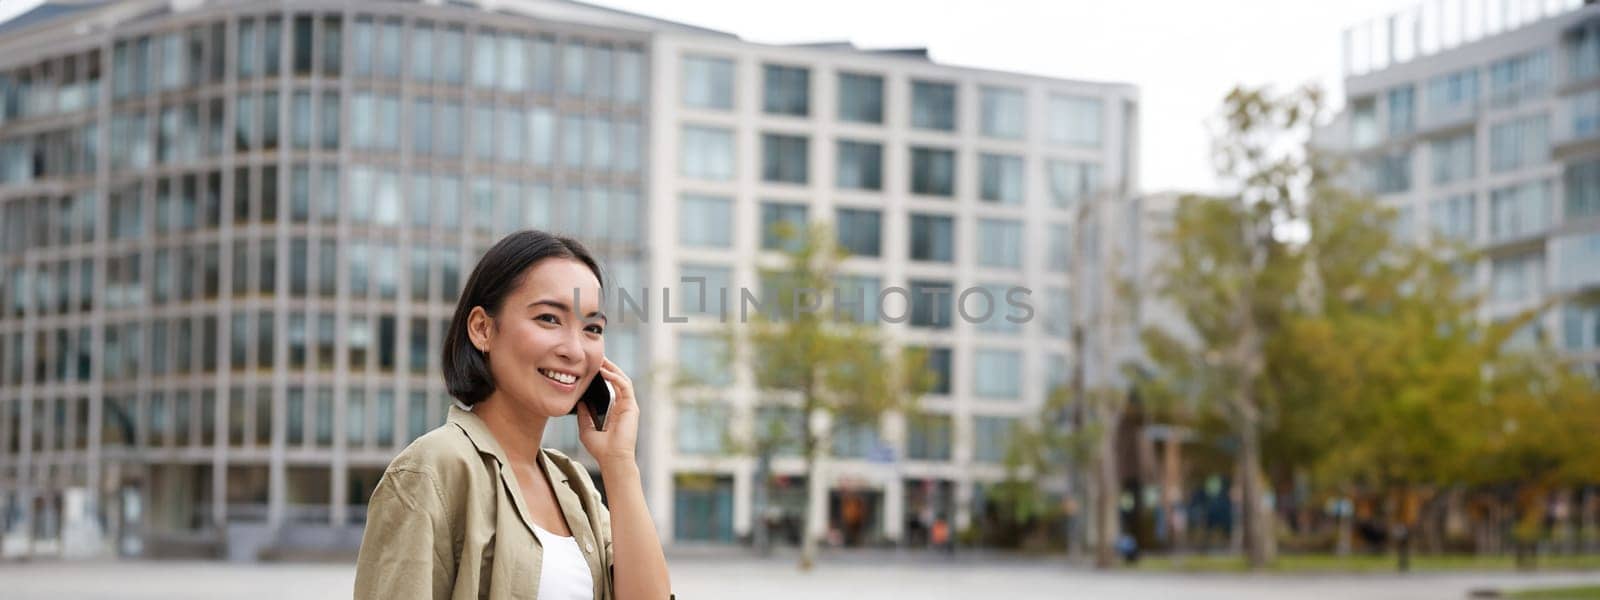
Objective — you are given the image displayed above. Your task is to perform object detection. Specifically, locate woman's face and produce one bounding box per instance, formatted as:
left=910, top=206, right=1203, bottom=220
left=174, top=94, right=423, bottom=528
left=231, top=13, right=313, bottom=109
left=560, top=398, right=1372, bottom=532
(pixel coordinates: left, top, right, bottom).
left=472, top=258, right=606, bottom=418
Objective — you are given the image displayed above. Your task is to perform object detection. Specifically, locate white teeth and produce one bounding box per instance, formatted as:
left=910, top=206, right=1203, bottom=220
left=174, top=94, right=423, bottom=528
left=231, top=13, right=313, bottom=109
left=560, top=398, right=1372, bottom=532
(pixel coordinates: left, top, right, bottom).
left=540, top=369, right=576, bottom=385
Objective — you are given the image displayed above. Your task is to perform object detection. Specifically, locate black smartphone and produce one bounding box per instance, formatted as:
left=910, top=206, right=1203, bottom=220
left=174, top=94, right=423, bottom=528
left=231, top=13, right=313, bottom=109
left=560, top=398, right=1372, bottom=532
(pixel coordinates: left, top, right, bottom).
left=569, top=375, right=614, bottom=431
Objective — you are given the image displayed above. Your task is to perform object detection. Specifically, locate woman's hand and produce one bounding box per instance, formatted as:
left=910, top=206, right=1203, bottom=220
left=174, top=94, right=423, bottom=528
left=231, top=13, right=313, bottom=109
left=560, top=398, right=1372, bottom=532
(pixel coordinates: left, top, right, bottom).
left=577, top=357, right=638, bottom=469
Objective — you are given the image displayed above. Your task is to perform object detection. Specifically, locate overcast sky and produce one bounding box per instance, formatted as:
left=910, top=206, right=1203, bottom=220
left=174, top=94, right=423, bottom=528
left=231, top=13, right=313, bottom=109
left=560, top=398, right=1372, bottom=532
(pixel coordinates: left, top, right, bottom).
left=1, top=0, right=1432, bottom=193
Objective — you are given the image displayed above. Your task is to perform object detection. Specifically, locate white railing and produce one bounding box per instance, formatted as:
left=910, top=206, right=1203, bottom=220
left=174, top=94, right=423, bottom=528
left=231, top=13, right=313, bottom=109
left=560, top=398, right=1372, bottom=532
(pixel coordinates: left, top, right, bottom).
left=1344, top=0, right=1588, bottom=77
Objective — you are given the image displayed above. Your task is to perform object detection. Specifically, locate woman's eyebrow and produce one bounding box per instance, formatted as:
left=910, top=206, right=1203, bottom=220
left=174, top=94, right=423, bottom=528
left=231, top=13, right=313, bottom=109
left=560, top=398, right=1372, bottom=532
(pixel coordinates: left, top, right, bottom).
left=527, top=299, right=607, bottom=323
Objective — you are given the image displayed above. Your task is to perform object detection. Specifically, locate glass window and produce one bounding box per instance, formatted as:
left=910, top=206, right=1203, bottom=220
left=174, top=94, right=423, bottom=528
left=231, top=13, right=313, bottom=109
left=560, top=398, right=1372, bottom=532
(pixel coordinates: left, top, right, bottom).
left=1430, top=133, right=1474, bottom=184
left=561, top=115, right=584, bottom=168
left=563, top=40, right=586, bottom=97
left=499, top=34, right=527, bottom=91
left=676, top=403, right=728, bottom=455
left=909, top=213, right=954, bottom=262
left=1048, top=160, right=1100, bottom=208
left=439, top=26, right=465, bottom=85
left=1048, top=94, right=1102, bottom=147
left=973, top=349, right=1021, bottom=398
left=239, top=18, right=260, bottom=79
left=973, top=416, right=1016, bottom=463
left=975, top=283, right=1022, bottom=333
left=320, top=91, right=340, bottom=150
left=1561, top=298, right=1600, bottom=351
left=979, top=153, right=1024, bottom=204
left=836, top=140, right=882, bottom=191
left=680, top=125, right=734, bottom=180
left=763, top=64, right=810, bottom=116
left=617, top=120, right=640, bottom=173
left=837, top=72, right=883, bottom=124
left=288, top=237, right=308, bottom=297
left=1425, top=68, right=1478, bottom=126
left=531, top=36, right=556, bottom=93
left=1490, top=251, right=1543, bottom=303
left=1430, top=194, right=1476, bottom=242
left=350, top=92, right=373, bottom=149
left=762, top=133, right=808, bottom=184
left=291, top=91, right=312, bottom=149
left=912, top=80, right=956, bottom=131
left=906, top=413, right=952, bottom=461
left=411, top=23, right=434, bottom=81
left=408, top=390, right=429, bottom=440
left=1565, top=158, right=1600, bottom=221
left=1489, top=179, right=1552, bottom=241
left=618, top=48, right=643, bottom=104
left=1372, top=151, right=1413, bottom=194
left=320, top=16, right=342, bottom=76
left=980, top=86, right=1026, bottom=139
left=978, top=218, right=1023, bottom=268
left=438, top=101, right=463, bottom=157
left=1555, top=233, right=1600, bottom=292
left=377, top=19, right=399, bottom=77
left=909, top=279, right=953, bottom=329
left=760, top=202, right=808, bottom=252
left=471, top=107, right=495, bottom=161
left=412, top=98, right=433, bottom=156
left=1570, top=21, right=1600, bottom=83
left=1489, top=114, right=1549, bottom=173
left=1049, top=223, right=1071, bottom=272
left=831, top=415, right=880, bottom=458
left=835, top=208, right=881, bottom=258
left=833, top=274, right=880, bottom=324
left=500, top=108, right=526, bottom=163
left=680, top=194, right=733, bottom=247
left=591, top=44, right=614, bottom=100
left=528, top=106, right=555, bottom=166
left=911, top=147, right=955, bottom=196
left=1488, top=49, right=1549, bottom=108
left=349, top=17, right=372, bottom=76
left=677, top=333, right=730, bottom=386
left=678, top=263, right=732, bottom=315
left=587, top=116, right=612, bottom=170
left=1388, top=85, right=1415, bottom=137
left=473, top=31, right=497, bottom=89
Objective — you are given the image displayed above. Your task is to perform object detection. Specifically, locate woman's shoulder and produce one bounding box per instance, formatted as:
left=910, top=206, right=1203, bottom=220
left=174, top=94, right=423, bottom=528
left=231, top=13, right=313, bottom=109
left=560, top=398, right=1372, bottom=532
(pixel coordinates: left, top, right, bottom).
left=384, top=423, right=492, bottom=489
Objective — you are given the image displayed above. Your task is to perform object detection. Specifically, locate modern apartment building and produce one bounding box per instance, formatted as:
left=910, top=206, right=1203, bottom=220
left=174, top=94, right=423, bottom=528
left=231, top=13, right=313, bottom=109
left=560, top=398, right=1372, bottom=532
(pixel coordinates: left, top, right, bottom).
left=1330, top=0, right=1600, bottom=381
left=0, top=0, right=1138, bottom=558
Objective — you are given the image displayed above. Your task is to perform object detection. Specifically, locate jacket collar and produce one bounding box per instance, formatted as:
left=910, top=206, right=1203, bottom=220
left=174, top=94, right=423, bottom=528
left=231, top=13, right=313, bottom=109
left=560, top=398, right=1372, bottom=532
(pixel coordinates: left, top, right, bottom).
left=447, top=403, right=597, bottom=562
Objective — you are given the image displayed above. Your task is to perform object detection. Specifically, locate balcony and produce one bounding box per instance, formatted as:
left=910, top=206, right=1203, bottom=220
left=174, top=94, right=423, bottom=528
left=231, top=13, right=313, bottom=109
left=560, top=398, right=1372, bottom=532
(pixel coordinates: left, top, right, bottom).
left=1552, top=114, right=1600, bottom=158
left=1417, top=102, right=1479, bottom=137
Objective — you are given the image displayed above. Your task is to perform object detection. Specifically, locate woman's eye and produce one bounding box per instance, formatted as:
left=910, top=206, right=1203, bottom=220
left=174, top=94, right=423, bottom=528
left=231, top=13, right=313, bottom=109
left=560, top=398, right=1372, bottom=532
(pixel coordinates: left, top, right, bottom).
left=584, top=324, right=605, bottom=335
left=535, top=314, right=560, bottom=325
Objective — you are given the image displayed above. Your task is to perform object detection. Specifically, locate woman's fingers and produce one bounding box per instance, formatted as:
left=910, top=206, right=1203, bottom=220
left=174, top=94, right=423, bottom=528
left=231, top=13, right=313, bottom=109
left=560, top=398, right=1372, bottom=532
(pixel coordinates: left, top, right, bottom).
left=575, top=402, right=597, bottom=434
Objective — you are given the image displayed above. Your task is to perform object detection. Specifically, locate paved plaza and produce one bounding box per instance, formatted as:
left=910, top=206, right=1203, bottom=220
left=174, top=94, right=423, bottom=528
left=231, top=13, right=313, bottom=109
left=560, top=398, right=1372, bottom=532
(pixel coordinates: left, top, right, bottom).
left=4, top=553, right=1600, bottom=600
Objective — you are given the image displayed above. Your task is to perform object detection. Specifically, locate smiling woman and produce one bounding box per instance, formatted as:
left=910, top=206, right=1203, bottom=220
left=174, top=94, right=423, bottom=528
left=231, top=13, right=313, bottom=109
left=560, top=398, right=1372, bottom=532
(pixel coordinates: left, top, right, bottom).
left=354, top=230, right=673, bottom=600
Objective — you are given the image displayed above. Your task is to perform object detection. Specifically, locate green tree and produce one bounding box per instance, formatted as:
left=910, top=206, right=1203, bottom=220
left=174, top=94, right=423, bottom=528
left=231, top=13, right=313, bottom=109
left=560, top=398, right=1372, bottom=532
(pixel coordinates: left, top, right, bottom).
left=1140, top=85, right=1324, bottom=568
left=713, top=222, right=936, bottom=570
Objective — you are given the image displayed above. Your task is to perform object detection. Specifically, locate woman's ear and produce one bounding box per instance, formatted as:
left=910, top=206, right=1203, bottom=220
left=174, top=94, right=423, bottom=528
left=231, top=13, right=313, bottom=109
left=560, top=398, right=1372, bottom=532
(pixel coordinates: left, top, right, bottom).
left=467, top=306, right=493, bottom=353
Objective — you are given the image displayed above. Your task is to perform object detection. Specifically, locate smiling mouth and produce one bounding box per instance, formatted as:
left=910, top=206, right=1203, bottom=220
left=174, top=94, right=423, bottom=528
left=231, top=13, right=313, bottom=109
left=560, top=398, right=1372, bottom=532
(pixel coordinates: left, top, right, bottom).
left=538, top=368, right=578, bottom=386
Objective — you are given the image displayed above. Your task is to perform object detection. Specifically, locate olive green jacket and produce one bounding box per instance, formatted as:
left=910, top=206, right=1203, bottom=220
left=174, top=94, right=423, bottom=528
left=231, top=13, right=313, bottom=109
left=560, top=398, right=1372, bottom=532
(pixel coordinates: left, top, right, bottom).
left=353, top=404, right=615, bottom=600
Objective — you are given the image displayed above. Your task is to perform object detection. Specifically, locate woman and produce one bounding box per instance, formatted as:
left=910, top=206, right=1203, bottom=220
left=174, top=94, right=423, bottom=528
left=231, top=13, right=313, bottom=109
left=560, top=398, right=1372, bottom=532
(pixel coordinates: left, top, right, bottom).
left=354, top=231, right=673, bottom=600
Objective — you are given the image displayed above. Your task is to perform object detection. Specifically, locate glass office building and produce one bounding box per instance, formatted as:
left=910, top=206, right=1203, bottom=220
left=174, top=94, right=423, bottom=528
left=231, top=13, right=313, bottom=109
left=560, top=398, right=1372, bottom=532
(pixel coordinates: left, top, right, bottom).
left=0, top=0, right=1139, bottom=557
left=1333, top=1, right=1600, bottom=381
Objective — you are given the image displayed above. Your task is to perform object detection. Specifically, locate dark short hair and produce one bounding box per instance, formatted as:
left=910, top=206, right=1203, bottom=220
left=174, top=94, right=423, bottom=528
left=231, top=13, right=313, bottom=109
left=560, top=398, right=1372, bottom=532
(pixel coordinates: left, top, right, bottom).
left=443, top=230, right=604, bottom=406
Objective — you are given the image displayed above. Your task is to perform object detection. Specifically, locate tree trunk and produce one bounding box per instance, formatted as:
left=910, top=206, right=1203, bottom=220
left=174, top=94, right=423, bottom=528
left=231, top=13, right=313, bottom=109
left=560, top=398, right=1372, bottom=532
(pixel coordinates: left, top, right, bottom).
left=1336, top=502, right=1352, bottom=557
left=1093, top=408, right=1120, bottom=569
left=798, top=441, right=822, bottom=570
left=1238, top=413, right=1274, bottom=569
left=752, top=449, right=773, bottom=556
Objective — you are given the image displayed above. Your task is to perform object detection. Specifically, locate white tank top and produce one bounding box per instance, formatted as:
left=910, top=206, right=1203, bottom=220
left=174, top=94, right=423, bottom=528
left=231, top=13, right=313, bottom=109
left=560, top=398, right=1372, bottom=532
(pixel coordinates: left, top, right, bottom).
left=532, top=523, right=594, bottom=600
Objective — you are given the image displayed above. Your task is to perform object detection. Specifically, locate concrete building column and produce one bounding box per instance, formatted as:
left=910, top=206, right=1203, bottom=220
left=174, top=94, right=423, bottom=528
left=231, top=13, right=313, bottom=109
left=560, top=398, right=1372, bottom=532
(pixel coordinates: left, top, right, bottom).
left=882, top=473, right=904, bottom=543
left=732, top=459, right=752, bottom=540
